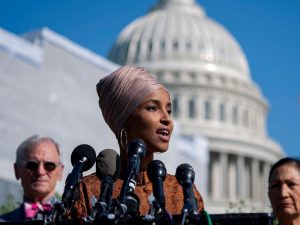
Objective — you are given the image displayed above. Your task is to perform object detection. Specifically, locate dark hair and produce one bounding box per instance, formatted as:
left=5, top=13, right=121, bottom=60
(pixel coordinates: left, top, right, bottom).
left=268, top=157, right=300, bottom=182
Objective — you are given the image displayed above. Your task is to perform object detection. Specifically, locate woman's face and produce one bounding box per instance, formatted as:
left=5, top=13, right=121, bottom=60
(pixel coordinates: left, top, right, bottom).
left=125, top=88, right=173, bottom=154
left=268, top=163, right=300, bottom=222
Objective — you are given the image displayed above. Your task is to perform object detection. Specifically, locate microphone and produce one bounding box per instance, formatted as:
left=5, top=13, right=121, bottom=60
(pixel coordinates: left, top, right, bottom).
left=147, top=160, right=166, bottom=214
left=87, top=149, right=120, bottom=221
left=175, top=163, right=199, bottom=215
left=118, top=139, right=147, bottom=216
left=45, top=144, right=96, bottom=224
left=62, top=144, right=96, bottom=209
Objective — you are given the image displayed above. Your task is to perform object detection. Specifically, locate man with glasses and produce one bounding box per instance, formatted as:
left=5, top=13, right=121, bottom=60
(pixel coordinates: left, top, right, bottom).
left=0, top=135, right=64, bottom=221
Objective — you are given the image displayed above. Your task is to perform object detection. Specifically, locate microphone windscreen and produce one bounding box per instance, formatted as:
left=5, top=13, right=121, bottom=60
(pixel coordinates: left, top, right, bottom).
left=175, top=163, right=195, bottom=184
left=147, top=160, right=166, bottom=182
left=127, top=139, right=147, bottom=159
left=71, top=144, right=96, bottom=172
left=96, top=149, right=121, bottom=181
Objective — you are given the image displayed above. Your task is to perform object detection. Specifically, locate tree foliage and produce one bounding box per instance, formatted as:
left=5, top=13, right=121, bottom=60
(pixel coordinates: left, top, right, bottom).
left=0, top=194, right=17, bottom=214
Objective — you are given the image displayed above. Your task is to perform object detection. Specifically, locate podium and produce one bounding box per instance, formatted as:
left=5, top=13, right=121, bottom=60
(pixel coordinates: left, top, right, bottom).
left=210, top=213, right=273, bottom=225
left=0, top=213, right=273, bottom=225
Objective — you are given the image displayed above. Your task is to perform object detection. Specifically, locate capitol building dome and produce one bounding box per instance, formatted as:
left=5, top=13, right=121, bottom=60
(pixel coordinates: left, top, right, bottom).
left=109, top=0, right=250, bottom=82
left=109, top=0, right=284, bottom=213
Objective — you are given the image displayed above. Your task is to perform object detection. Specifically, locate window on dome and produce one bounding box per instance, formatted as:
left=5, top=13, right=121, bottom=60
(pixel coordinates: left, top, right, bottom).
left=204, top=100, right=212, bottom=120
left=174, top=71, right=180, bottom=80
left=135, top=41, right=141, bottom=61
left=147, top=41, right=153, bottom=60
left=148, top=41, right=153, bottom=53
left=160, top=40, right=165, bottom=51
left=220, top=76, right=226, bottom=85
left=173, top=40, right=178, bottom=51
left=205, top=73, right=212, bottom=83
left=219, top=103, right=225, bottom=122
left=190, top=72, right=196, bottom=80
left=172, top=97, right=179, bottom=118
left=189, top=99, right=196, bottom=119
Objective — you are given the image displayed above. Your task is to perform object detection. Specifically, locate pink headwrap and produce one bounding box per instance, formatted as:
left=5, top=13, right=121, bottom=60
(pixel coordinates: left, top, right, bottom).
left=96, top=66, right=169, bottom=139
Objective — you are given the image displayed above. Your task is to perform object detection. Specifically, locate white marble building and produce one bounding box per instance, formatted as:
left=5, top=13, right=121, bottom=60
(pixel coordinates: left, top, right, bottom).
left=108, top=0, right=284, bottom=212
left=0, top=27, right=119, bottom=204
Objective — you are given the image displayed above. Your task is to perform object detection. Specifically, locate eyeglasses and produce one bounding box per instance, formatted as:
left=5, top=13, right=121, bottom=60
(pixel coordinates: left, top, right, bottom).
left=23, top=160, right=61, bottom=172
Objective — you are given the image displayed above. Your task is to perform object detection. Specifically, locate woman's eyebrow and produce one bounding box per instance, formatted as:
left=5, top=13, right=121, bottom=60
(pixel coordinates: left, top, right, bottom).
left=144, top=99, right=171, bottom=107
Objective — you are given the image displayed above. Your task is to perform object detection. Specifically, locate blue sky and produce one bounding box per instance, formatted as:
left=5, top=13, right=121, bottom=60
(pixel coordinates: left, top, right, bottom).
left=1, top=0, right=299, bottom=157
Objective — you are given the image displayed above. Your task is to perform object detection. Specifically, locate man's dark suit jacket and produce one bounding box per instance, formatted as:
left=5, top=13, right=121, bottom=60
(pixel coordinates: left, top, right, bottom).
left=0, top=204, right=25, bottom=221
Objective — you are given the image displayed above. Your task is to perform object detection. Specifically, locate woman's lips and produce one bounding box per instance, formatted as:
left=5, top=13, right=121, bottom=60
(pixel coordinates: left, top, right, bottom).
left=278, top=202, right=293, bottom=210
left=157, top=129, right=170, bottom=142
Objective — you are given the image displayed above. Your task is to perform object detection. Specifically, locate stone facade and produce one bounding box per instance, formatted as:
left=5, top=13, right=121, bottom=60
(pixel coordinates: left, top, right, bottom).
left=0, top=28, right=119, bottom=204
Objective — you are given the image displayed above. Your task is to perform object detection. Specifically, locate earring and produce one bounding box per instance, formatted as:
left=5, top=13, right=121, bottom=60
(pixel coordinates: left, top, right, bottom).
left=120, top=128, right=128, bottom=149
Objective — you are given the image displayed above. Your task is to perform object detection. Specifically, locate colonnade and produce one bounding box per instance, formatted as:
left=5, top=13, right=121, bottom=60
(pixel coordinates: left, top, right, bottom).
left=208, top=151, right=271, bottom=208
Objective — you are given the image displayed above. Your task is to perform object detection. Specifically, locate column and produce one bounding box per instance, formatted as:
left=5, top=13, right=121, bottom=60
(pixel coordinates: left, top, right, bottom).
left=211, top=153, right=221, bottom=200
left=220, top=152, right=228, bottom=199
left=228, top=156, right=237, bottom=201
left=180, top=94, right=189, bottom=120
left=262, top=162, right=271, bottom=205
left=251, top=158, right=259, bottom=201
left=237, top=155, right=245, bottom=199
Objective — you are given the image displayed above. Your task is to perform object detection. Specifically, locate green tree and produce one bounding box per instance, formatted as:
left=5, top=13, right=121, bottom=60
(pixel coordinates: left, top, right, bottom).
left=0, top=194, right=17, bottom=214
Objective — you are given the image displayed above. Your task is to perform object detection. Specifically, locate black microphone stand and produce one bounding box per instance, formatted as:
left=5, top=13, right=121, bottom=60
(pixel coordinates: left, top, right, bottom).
left=142, top=194, right=173, bottom=225
left=175, top=163, right=201, bottom=225
left=44, top=167, right=84, bottom=225
left=45, top=144, right=96, bottom=225
left=84, top=175, right=114, bottom=223
left=115, top=139, right=146, bottom=219
left=90, top=161, right=140, bottom=225
left=44, top=201, right=66, bottom=225
left=118, top=163, right=140, bottom=217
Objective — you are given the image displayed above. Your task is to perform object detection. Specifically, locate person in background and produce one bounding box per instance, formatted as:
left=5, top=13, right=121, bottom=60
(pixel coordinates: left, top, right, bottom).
left=71, top=65, right=204, bottom=218
left=268, top=157, right=300, bottom=225
left=0, top=135, right=64, bottom=221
